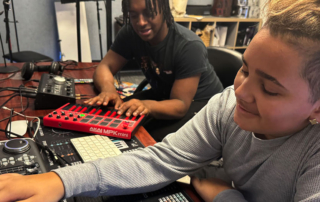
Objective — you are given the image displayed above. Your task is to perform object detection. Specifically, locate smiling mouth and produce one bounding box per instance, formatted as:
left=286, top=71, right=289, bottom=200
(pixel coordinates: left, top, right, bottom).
left=237, top=104, right=259, bottom=116
left=139, top=29, right=151, bottom=36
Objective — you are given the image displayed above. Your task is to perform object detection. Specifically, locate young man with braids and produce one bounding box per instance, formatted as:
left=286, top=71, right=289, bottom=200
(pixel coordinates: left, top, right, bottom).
left=84, top=0, right=223, bottom=142
left=2, top=0, right=320, bottom=201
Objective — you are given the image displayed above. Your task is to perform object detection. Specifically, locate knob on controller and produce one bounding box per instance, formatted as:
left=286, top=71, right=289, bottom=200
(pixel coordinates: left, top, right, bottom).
left=53, top=76, right=66, bottom=85
left=4, top=139, right=31, bottom=154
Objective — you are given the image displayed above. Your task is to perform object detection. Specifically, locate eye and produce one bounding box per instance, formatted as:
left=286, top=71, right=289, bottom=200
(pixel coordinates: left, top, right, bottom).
left=261, top=84, right=278, bottom=96
left=241, top=68, right=249, bottom=77
left=129, top=12, right=138, bottom=19
left=144, top=10, right=154, bottom=18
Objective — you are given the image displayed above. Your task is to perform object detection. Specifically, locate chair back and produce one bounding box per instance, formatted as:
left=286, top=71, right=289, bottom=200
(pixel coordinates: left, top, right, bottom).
left=207, top=47, right=243, bottom=88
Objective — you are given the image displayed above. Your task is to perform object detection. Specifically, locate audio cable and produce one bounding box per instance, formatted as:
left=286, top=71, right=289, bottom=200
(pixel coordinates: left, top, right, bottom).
left=75, top=94, right=95, bottom=100
left=0, top=86, right=37, bottom=94
left=0, top=72, right=17, bottom=82
left=0, top=106, right=71, bottom=167
left=1, top=106, right=40, bottom=140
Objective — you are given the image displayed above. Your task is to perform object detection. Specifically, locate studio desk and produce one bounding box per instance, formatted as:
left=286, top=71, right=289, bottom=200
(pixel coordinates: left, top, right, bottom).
left=0, top=62, right=203, bottom=202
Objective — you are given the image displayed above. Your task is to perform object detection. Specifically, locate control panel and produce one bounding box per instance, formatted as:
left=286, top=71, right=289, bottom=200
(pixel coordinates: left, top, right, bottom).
left=35, top=73, right=76, bottom=109
left=0, top=139, right=48, bottom=175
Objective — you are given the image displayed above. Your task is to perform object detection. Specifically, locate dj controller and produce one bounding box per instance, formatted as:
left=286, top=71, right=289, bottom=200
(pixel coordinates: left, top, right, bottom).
left=0, top=139, right=48, bottom=175
left=34, top=123, right=144, bottom=170
left=0, top=123, right=194, bottom=202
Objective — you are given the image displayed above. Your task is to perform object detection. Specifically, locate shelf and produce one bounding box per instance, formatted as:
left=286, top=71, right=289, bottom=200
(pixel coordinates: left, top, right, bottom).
left=175, top=17, right=262, bottom=23
left=175, top=16, right=262, bottom=49
left=234, top=46, right=249, bottom=49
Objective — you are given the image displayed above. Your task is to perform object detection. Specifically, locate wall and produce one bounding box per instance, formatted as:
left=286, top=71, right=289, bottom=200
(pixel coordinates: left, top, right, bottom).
left=85, top=0, right=122, bottom=61
left=0, top=0, right=122, bottom=63
left=0, top=0, right=268, bottom=63
left=0, top=0, right=60, bottom=62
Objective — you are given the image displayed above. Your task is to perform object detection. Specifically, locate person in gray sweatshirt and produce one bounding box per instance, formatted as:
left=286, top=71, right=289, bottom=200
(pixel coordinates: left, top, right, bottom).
left=0, top=0, right=320, bottom=201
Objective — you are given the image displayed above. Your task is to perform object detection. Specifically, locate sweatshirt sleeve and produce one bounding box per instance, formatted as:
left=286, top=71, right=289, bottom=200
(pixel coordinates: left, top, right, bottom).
left=53, top=87, right=237, bottom=199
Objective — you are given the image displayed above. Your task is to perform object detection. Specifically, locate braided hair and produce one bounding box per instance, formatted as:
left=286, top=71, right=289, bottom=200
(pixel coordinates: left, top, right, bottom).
left=122, top=0, right=174, bottom=26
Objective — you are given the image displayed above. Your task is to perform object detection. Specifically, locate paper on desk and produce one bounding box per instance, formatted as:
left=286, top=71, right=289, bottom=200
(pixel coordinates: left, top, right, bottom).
left=177, top=175, right=191, bottom=184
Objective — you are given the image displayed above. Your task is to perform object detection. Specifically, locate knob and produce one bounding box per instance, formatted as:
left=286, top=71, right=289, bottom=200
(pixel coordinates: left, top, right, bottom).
left=26, top=167, right=39, bottom=175
left=53, top=76, right=66, bottom=85
left=69, top=113, right=73, bottom=117
left=4, top=139, right=30, bottom=154
left=61, top=111, right=65, bottom=115
left=73, top=118, right=77, bottom=121
left=48, top=114, right=53, bottom=118
left=122, top=121, right=129, bottom=129
left=65, top=116, right=69, bottom=120
left=53, top=111, right=57, bottom=114
left=57, top=115, right=61, bottom=119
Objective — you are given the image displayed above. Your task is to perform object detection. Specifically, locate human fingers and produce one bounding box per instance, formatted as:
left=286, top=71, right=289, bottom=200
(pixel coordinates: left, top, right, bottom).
left=84, top=96, right=103, bottom=105
left=132, top=105, right=145, bottom=116
left=191, top=177, right=201, bottom=191
left=99, top=92, right=123, bottom=106
left=191, top=177, right=232, bottom=202
left=139, top=107, right=149, bottom=116
left=0, top=172, right=65, bottom=202
left=117, top=102, right=132, bottom=116
left=113, top=96, right=123, bottom=110
left=191, top=177, right=213, bottom=202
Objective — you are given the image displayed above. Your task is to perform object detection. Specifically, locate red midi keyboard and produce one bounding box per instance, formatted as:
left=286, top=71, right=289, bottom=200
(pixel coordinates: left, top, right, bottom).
left=43, top=103, right=145, bottom=139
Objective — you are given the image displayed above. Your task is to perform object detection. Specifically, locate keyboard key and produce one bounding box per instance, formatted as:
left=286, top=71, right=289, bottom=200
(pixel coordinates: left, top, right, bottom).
left=71, top=135, right=122, bottom=163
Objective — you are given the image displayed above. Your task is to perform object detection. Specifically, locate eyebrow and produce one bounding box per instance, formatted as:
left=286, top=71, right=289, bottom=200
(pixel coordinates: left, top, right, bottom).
left=242, top=55, right=287, bottom=89
left=242, top=55, right=248, bottom=67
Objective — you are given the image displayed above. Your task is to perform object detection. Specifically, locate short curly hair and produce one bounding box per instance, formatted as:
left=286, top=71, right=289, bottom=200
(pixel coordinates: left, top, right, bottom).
left=264, top=0, right=320, bottom=103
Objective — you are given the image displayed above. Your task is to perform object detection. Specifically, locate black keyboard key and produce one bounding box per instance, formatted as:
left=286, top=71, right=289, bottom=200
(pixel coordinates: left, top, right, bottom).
left=62, top=104, right=76, bottom=111
left=83, top=106, right=94, bottom=113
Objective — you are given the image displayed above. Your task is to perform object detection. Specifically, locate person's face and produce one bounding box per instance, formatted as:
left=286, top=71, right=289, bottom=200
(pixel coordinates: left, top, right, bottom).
left=233, top=29, right=320, bottom=139
left=128, top=0, right=168, bottom=46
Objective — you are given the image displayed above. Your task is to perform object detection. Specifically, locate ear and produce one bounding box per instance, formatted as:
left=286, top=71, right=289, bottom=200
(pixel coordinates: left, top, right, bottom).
left=309, top=100, right=320, bottom=122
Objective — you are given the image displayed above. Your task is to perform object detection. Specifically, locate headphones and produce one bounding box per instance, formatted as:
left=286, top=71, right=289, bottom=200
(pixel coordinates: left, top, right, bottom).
left=21, top=62, right=64, bottom=80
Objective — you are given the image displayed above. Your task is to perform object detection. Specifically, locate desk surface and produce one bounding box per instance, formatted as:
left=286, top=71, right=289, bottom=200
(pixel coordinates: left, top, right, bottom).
left=0, top=62, right=202, bottom=202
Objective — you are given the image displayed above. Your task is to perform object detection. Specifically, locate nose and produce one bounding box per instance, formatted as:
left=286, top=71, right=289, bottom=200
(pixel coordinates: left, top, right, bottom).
left=234, top=76, right=255, bottom=104
left=137, top=14, right=148, bottom=27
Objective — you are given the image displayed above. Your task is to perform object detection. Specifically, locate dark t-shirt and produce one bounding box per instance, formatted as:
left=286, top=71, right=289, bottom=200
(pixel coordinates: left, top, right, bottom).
left=111, top=22, right=223, bottom=100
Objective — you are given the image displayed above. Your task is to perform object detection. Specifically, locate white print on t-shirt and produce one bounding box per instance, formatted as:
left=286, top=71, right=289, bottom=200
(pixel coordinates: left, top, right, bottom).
left=163, top=71, right=172, bottom=74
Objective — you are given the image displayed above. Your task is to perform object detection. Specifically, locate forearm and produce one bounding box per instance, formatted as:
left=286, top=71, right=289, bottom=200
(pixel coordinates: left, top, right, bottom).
left=142, top=99, right=189, bottom=120
left=214, top=190, right=247, bottom=202
left=93, top=65, right=116, bottom=93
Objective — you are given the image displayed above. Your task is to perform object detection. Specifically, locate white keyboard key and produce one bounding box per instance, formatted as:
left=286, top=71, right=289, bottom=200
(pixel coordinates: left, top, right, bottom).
left=71, top=135, right=122, bottom=163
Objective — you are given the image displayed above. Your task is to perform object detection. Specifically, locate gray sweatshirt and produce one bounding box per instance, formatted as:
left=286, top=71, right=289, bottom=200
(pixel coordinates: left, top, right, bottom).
left=54, top=86, right=320, bottom=201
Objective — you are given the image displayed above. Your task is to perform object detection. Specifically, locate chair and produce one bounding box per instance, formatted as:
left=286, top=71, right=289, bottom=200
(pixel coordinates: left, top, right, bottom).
left=207, top=47, right=242, bottom=88
left=4, top=51, right=53, bottom=63
left=134, top=47, right=243, bottom=94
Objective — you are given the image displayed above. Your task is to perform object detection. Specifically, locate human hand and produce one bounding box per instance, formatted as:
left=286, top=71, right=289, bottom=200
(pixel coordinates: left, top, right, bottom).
left=0, top=172, right=65, bottom=202
left=191, top=177, right=233, bottom=202
left=117, top=99, right=150, bottom=117
left=84, top=91, right=123, bottom=109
